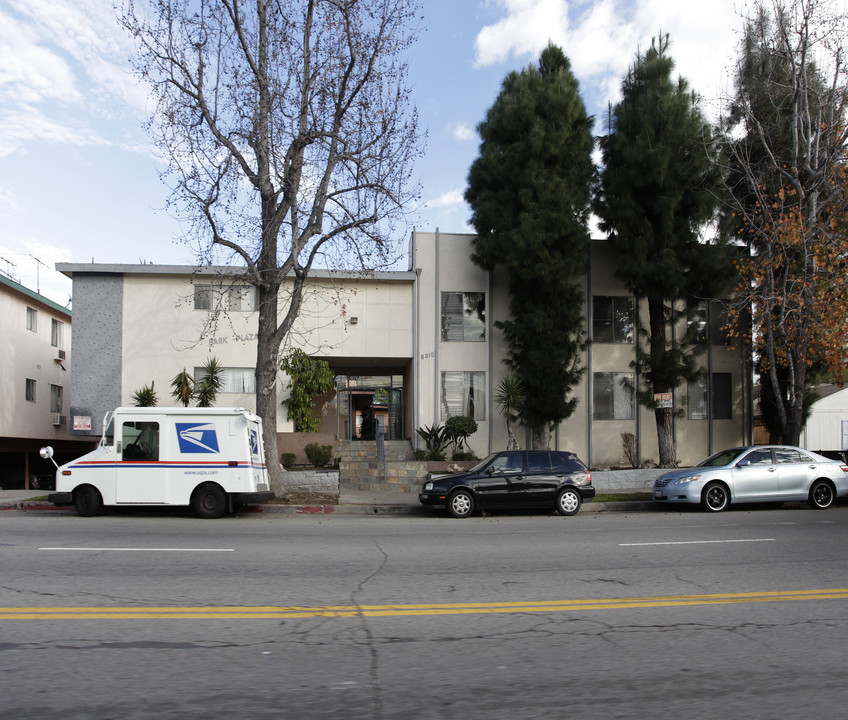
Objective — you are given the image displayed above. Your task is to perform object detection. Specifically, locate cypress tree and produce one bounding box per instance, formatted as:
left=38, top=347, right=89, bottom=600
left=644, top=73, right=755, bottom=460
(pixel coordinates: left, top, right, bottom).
left=465, top=44, right=594, bottom=449
left=595, top=34, right=726, bottom=467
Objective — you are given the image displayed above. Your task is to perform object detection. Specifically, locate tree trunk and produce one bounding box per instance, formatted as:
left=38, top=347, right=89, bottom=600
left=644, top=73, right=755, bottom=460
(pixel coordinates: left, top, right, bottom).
left=256, top=282, right=283, bottom=495
left=655, top=406, right=676, bottom=468
left=531, top=426, right=551, bottom=450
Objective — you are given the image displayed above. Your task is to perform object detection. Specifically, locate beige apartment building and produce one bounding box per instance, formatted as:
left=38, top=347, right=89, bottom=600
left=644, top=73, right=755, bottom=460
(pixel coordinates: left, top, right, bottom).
left=0, top=273, right=92, bottom=489
left=58, top=231, right=752, bottom=469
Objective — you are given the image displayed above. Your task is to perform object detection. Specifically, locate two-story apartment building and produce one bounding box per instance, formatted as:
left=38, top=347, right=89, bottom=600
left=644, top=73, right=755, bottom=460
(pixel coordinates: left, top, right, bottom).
left=57, top=231, right=752, bottom=469
left=0, top=273, right=92, bottom=489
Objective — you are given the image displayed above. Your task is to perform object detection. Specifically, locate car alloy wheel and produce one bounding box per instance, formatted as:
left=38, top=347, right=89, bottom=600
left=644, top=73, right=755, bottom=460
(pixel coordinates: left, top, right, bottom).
left=702, top=482, right=729, bottom=512
left=447, top=490, right=474, bottom=518
left=555, top=488, right=581, bottom=516
left=809, top=479, right=835, bottom=509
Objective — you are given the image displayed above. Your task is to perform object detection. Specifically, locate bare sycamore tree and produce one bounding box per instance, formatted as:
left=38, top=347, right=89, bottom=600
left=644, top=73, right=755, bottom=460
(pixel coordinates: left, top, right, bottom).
left=120, top=0, right=423, bottom=490
left=722, top=0, right=848, bottom=446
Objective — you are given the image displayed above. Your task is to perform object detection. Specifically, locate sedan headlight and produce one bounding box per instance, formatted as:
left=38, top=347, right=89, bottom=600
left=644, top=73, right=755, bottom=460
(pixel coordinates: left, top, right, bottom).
left=423, top=482, right=434, bottom=492
left=671, top=474, right=701, bottom=486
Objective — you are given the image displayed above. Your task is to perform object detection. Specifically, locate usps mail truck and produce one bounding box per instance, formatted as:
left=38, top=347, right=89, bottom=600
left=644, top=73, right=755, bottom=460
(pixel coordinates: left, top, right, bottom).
left=46, top=407, right=274, bottom=518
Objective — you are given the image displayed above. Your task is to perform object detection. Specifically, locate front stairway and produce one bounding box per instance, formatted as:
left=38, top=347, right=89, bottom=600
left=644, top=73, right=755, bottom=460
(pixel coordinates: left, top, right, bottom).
left=335, top=440, right=427, bottom=493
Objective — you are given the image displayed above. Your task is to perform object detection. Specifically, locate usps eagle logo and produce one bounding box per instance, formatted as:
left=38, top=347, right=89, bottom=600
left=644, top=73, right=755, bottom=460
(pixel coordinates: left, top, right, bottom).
left=176, top=423, right=220, bottom=454
left=249, top=428, right=259, bottom=456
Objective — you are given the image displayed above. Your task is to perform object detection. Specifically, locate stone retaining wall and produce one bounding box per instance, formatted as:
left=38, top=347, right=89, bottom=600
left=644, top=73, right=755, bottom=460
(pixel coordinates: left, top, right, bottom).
left=271, top=465, right=669, bottom=497
left=274, top=470, right=339, bottom=496
left=591, top=468, right=666, bottom=491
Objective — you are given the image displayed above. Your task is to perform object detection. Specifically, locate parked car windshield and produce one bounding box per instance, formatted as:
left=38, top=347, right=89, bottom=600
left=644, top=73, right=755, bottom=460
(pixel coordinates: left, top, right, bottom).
left=466, top=454, right=498, bottom=474
left=697, top=448, right=747, bottom=468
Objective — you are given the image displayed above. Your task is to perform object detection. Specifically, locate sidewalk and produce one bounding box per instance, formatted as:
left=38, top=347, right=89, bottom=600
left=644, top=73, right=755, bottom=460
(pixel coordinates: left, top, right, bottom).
left=0, top=487, right=655, bottom=515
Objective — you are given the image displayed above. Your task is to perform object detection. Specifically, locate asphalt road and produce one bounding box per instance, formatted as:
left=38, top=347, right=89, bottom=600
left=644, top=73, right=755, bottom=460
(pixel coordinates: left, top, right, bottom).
left=2, top=505, right=848, bottom=719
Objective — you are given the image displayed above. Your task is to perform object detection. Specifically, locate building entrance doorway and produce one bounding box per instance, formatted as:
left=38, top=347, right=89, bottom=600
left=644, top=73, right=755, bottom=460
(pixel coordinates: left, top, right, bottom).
left=336, top=376, right=404, bottom=440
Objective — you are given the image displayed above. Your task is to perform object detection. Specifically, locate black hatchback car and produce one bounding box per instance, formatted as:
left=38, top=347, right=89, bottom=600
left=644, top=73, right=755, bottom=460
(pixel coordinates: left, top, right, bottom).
left=419, top=450, right=595, bottom=518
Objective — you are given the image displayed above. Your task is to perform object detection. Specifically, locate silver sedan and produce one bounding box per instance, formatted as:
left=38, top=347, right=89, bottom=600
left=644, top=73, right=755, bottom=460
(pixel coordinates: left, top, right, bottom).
left=653, top=446, right=848, bottom=512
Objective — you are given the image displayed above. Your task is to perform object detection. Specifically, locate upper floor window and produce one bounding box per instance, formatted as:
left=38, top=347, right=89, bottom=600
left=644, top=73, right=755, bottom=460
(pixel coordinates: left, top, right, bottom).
left=441, top=292, right=485, bottom=342
left=51, top=319, right=64, bottom=348
left=25, top=378, right=36, bottom=403
left=440, top=371, right=486, bottom=420
left=50, top=384, right=63, bottom=413
left=593, top=296, right=634, bottom=344
left=194, top=284, right=257, bottom=312
left=26, top=306, right=37, bottom=332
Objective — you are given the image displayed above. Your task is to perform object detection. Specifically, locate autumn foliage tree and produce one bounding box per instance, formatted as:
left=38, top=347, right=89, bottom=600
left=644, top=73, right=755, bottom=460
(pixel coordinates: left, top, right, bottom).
left=722, top=0, right=848, bottom=445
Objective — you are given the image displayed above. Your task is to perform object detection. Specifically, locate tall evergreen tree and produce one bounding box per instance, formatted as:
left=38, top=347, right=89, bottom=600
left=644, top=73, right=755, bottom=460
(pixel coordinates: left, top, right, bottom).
left=465, top=44, right=594, bottom=449
left=595, top=34, right=726, bottom=467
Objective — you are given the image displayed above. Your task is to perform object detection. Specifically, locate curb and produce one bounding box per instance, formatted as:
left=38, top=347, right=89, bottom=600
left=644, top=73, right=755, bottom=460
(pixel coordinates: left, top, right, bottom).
left=1, top=499, right=657, bottom=516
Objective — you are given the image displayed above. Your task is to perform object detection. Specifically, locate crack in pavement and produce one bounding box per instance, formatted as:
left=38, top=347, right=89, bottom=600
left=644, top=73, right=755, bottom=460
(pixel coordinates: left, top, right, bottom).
left=350, top=541, right=389, bottom=720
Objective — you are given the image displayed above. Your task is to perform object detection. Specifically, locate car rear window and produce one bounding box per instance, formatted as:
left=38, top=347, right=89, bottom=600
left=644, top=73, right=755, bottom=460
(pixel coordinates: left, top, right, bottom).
left=527, top=452, right=551, bottom=472
left=552, top=452, right=585, bottom=472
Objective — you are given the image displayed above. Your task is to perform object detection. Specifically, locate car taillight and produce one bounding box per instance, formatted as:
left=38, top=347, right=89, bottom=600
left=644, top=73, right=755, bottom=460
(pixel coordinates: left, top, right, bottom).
left=840, top=465, right=848, bottom=473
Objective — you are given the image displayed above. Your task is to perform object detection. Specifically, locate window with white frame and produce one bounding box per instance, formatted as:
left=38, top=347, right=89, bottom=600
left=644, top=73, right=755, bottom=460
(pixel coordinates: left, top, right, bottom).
left=441, top=292, right=485, bottom=342
left=593, top=372, right=635, bottom=420
left=593, top=296, right=634, bottom=344
left=194, top=284, right=257, bottom=312
left=26, top=306, right=37, bottom=332
left=440, top=371, right=486, bottom=420
left=194, top=366, right=255, bottom=394
left=51, top=318, right=63, bottom=348
left=25, top=379, right=36, bottom=403
left=50, top=384, right=63, bottom=413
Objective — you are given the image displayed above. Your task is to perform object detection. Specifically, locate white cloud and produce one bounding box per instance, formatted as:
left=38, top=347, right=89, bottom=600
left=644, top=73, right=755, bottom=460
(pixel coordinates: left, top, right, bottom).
left=0, top=187, right=23, bottom=215
left=473, top=0, right=742, bottom=118
left=427, top=188, right=467, bottom=209
left=0, top=0, right=146, bottom=154
left=448, top=122, right=476, bottom=142
left=474, top=0, right=569, bottom=68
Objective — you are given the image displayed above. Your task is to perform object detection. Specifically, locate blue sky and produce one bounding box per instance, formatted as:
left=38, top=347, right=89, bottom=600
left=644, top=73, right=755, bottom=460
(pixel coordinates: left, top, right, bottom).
left=0, top=0, right=769, bottom=305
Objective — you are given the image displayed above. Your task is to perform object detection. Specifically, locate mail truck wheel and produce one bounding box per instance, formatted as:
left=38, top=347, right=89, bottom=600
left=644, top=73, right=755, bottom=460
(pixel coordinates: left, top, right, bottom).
left=193, top=484, right=227, bottom=519
left=74, top=485, right=102, bottom=517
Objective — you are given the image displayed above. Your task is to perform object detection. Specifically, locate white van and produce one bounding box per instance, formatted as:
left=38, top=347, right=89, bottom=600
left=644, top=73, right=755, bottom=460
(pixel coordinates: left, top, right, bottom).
left=46, top=407, right=274, bottom=518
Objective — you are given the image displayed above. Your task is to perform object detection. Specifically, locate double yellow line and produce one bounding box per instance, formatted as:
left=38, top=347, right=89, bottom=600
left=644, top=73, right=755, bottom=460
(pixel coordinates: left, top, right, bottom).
left=2, top=588, right=847, bottom=620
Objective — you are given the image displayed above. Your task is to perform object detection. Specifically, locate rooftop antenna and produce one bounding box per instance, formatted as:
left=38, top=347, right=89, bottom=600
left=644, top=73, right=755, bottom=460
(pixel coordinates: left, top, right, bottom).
left=0, top=255, right=18, bottom=281
left=29, top=255, right=49, bottom=294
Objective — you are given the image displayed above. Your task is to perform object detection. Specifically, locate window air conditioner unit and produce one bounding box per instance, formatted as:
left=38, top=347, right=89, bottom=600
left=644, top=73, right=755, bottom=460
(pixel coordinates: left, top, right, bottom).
left=55, top=350, right=66, bottom=361
left=52, top=413, right=66, bottom=426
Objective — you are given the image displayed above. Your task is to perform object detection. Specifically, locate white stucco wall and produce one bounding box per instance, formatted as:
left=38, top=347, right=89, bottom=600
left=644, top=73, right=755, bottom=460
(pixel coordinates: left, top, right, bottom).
left=0, top=277, right=74, bottom=441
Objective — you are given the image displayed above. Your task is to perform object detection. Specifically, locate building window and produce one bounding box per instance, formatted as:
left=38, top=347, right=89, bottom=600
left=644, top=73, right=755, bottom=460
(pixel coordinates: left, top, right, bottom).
left=593, top=372, right=635, bottom=420
left=440, top=371, right=486, bottom=420
left=50, top=384, right=63, bottom=413
left=593, top=296, right=634, bottom=343
left=687, top=378, right=708, bottom=420
left=712, top=372, right=732, bottom=419
left=26, top=307, right=37, bottom=332
left=687, top=301, right=708, bottom=342
left=194, top=366, right=255, bottom=394
left=688, top=374, right=732, bottom=420
left=441, top=292, right=485, bottom=342
left=709, top=301, right=731, bottom=346
left=194, top=284, right=257, bottom=312
left=25, top=379, right=36, bottom=403
left=51, top=318, right=64, bottom=348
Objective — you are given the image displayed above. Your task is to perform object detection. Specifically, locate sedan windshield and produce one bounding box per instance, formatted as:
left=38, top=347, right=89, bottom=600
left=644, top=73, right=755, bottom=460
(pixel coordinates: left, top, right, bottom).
left=466, top=454, right=497, bottom=474
left=697, top=448, right=747, bottom=468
